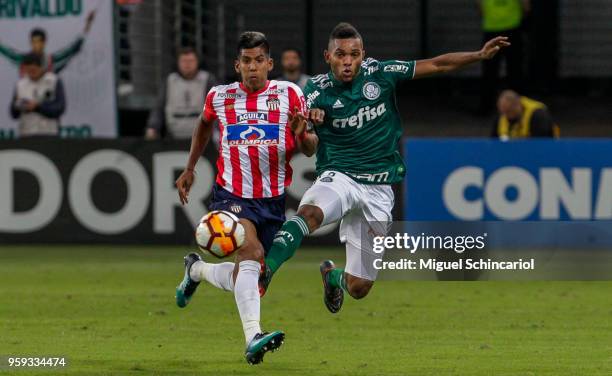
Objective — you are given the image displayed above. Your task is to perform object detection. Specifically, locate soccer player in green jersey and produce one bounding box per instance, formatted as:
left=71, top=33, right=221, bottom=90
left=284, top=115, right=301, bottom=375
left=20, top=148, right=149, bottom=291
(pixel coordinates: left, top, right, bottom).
left=0, top=11, right=95, bottom=75
left=261, top=22, right=509, bottom=312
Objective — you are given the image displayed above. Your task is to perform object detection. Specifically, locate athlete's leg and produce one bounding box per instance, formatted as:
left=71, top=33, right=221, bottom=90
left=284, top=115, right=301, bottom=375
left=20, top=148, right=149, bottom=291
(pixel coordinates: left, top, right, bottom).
left=189, top=185, right=262, bottom=293
left=232, top=218, right=285, bottom=364
left=190, top=260, right=235, bottom=291
left=233, top=219, right=265, bottom=344
left=324, top=211, right=378, bottom=302
left=264, top=171, right=351, bottom=278
left=324, top=183, right=394, bottom=307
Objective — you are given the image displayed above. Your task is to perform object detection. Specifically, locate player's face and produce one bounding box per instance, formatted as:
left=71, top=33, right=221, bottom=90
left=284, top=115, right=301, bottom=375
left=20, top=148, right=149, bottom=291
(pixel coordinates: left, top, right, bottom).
left=30, top=36, right=45, bottom=54
left=23, top=63, right=44, bottom=80
left=281, top=50, right=301, bottom=73
left=235, top=47, right=273, bottom=91
left=325, top=38, right=364, bottom=83
left=178, top=53, right=199, bottom=79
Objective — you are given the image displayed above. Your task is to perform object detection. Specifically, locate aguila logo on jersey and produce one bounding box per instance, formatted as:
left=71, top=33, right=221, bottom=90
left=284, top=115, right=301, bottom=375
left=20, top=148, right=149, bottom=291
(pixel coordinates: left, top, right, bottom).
left=226, top=124, right=279, bottom=145
left=332, top=103, right=387, bottom=129
left=362, top=82, right=381, bottom=100
left=267, top=98, right=280, bottom=111
left=237, top=112, right=268, bottom=123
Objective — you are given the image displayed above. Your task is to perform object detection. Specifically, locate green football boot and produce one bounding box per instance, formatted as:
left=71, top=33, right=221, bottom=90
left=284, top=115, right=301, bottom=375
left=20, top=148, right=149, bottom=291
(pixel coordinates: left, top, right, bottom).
left=245, top=331, right=285, bottom=365
left=320, top=260, right=344, bottom=313
left=175, top=252, right=202, bottom=308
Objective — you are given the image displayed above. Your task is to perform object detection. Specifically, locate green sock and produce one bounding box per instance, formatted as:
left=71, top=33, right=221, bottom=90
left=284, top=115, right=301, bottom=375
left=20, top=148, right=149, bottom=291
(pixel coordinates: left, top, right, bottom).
left=265, top=215, right=310, bottom=274
left=327, top=268, right=347, bottom=291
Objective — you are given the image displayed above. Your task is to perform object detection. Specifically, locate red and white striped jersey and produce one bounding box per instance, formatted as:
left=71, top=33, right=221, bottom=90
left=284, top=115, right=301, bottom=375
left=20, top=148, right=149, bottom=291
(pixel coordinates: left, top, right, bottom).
left=202, top=80, right=306, bottom=199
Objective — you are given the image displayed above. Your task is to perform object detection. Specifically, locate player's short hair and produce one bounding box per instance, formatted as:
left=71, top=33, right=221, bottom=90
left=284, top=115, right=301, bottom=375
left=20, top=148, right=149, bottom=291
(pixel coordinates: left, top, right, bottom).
left=30, top=28, right=46, bottom=41
left=22, top=52, right=43, bottom=66
left=329, top=22, right=362, bottom=42
left=281, top=47, right=302, bottom=59
left=177, top=46, right=199, bottom=59
left=237, top=31, right=270, bottom=56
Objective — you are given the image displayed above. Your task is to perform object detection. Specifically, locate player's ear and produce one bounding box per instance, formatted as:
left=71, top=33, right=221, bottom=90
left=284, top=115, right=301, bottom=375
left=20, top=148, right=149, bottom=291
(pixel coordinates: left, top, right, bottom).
left=234, top=59, right=240, bottom=74
left=324, top=50, right=330, bottom=64
left=267, top=57, right=274, bottom=72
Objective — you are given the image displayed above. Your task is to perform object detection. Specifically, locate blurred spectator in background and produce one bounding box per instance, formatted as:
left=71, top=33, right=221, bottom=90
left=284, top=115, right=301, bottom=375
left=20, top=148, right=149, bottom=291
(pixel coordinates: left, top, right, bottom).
left=0, top=11, right=96, bottom=76
left=145, top=47, right=217, bottom=140
left=478, top=0, right=529, bottom=114
left=276, top=48, right=310, bottom=90
left=10, top=53, right=66, bottom=137
left=492, top=90, right=559, bottom=140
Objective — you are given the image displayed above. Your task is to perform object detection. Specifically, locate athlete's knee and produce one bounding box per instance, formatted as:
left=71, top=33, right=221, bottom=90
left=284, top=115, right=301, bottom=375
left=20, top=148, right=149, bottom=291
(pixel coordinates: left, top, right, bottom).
left=346, top=276, right=373, bottom=300
left=237, top=240, right=264, bottom=262
left=236, top=219, right=264, bottom=262
left=297, top=204, right=323, bottom=232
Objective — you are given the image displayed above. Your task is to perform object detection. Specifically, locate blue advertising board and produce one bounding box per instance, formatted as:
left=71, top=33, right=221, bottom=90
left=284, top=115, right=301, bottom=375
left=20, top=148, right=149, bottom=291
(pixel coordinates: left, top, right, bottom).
left=404, top=139, right=612, bottom=221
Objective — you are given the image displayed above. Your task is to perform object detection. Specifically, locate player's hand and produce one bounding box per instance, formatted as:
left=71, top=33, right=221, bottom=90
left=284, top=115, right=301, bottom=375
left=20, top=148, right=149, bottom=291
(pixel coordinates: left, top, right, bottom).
left=175, top=169, right=195, bottom=205
left=23, top=100, right=38, bottom=112
left=288, top=107, right=307, bottom=136
left=480, top=36, right=510, bottom=60
left=308, top=108, right=325, bottom=125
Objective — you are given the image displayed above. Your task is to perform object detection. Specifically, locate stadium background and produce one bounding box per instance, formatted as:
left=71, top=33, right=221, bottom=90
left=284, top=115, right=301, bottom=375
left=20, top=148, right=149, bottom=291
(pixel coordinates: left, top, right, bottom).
left=1, top=1, right=611, bottom=375
left=1, top=0, right=610, bottom=244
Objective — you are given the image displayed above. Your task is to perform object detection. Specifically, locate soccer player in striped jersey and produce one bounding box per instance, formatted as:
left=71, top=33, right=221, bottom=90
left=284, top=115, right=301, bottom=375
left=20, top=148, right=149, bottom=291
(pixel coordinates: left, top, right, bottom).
left=260, top=23, right=509, bottom=312
left=174, top=31, right=317, bottom=365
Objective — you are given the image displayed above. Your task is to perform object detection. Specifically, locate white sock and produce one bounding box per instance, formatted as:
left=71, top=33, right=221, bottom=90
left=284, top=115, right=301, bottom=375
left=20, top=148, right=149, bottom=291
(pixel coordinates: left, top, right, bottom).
left=190, top=261, right=235, bottom=292
left=234, top=260, right=262, bottom=345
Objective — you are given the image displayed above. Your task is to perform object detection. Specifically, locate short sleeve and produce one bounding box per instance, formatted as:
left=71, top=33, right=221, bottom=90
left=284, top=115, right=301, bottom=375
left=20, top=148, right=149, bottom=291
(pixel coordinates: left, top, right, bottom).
left=380, top=60, right=416, bottom=85
left=287, top=84, right=307, bottom=116
left=202, top=90, right=217, bottom=122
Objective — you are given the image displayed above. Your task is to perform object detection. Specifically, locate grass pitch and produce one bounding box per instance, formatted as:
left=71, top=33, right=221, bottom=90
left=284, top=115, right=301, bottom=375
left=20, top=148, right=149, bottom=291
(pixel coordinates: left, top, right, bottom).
left=1, top=246, right=611, bottom=375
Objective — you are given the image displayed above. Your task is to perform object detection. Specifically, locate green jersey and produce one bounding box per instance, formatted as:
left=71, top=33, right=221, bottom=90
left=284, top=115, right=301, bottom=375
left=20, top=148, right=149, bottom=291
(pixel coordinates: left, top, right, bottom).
left=304, top=58, right=416, bottom=184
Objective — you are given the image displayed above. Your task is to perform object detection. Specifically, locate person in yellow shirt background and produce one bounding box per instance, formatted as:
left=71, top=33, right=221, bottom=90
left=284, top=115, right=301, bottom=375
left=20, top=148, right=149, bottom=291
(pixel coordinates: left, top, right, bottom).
left=492, top=90, right=560, bottom=140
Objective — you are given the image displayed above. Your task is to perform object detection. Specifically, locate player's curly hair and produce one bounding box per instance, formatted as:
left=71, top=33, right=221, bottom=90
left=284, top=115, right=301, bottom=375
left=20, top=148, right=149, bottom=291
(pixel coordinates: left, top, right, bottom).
left=237, top=31, right=270, bottom=56
left=329, top=22, right=362, bottom=41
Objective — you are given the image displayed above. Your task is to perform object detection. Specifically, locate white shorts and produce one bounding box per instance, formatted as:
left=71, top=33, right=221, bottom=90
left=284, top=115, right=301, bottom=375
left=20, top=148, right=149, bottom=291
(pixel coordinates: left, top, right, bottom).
left=299, top=171, right=394, bottom=281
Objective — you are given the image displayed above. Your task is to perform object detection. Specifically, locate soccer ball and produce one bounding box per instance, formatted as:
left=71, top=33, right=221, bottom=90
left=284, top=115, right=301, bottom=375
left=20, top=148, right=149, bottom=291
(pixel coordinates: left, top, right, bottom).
left=195, top=210, right=245, bottom=258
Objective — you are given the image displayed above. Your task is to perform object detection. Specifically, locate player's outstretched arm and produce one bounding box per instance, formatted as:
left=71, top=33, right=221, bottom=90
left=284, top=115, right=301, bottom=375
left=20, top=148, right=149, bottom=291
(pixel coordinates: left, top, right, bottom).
left=176, top=116, right=214, bottom=205
left=413, top=36, right=510, bottom=79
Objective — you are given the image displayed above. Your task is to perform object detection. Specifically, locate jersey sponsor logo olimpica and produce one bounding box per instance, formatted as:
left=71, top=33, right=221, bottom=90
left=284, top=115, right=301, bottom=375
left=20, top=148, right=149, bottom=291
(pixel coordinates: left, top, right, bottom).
left=331, top=103, right=387, bottom=129
left=227, top=124, right=280, bottom=145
